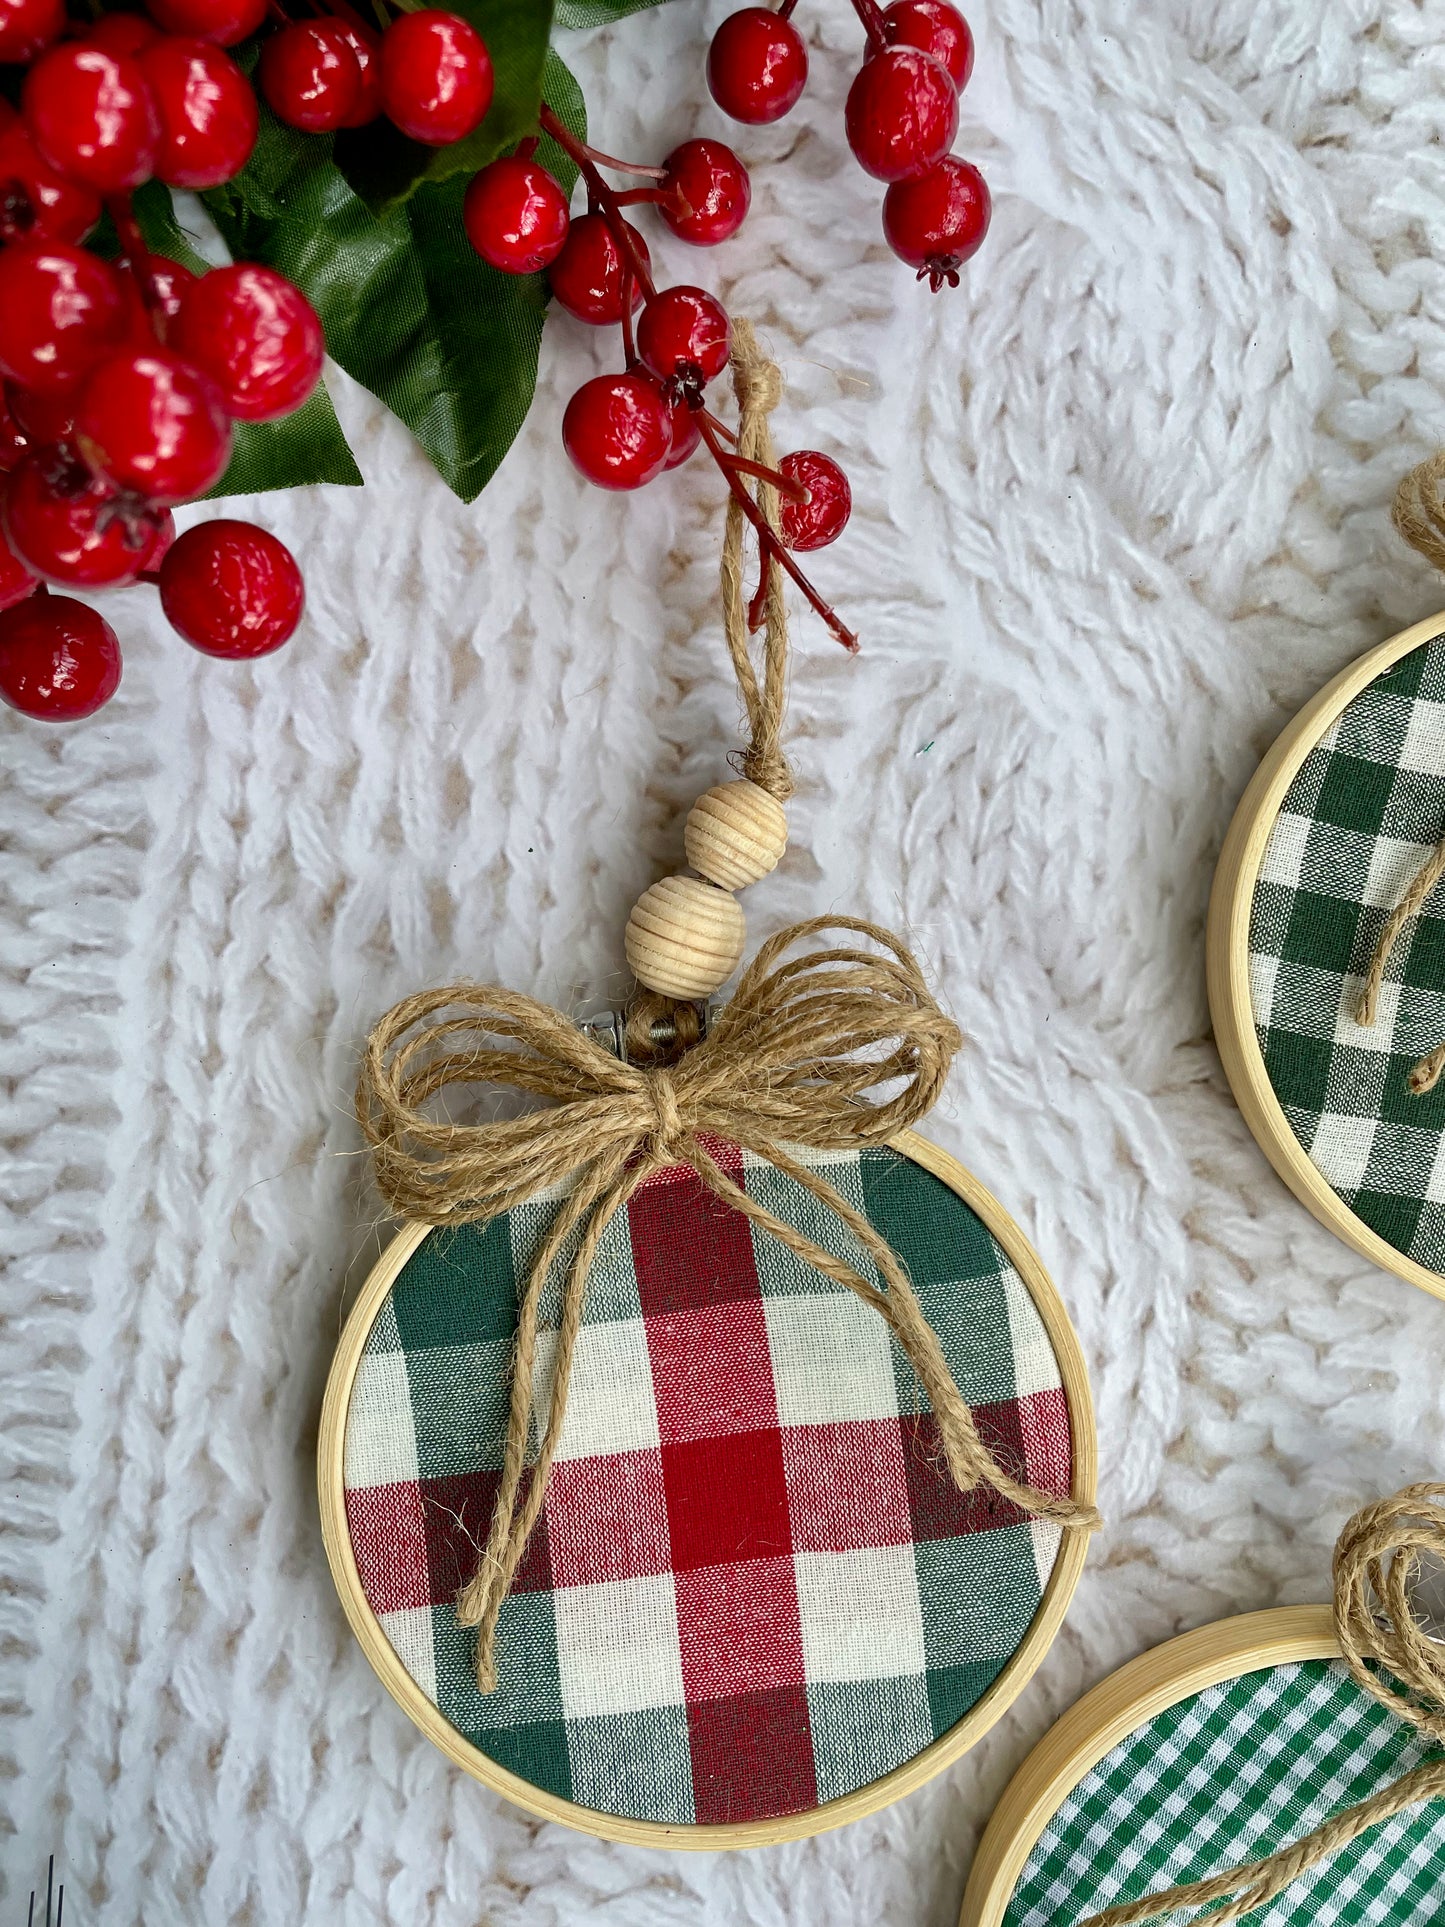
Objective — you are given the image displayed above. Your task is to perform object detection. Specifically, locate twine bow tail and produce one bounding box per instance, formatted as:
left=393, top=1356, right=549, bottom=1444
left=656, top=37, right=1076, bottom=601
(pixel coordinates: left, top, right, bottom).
left=359, top=916, right=1100, bottom=1693
left=1078, top=1484, right=1445, bottom=1927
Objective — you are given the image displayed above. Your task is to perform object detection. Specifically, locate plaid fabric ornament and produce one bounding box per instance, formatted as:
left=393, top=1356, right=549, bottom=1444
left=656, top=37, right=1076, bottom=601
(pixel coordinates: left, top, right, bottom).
left=1244, top=627, right=1445, bottom=1275
left=327, top=1134, right=1091, bottom=1837
left=1001, top=1657, right=1445, bottom=1927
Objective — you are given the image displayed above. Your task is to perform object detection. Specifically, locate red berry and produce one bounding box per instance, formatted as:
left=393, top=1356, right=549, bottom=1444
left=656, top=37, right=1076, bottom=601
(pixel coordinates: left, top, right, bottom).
left=882, top=155, right=989, bottom=287
left=548, top=213, right=649, bottom=326
left=662, top=386, right=700, bottom=470
left=23, top=45, right=161, bottom=194
left=637, top=286, right=731, bottom=398
left=5, top=381, right=74, bottom=445
left=142, top=0, right=266, bottom=48
left=0, top=242, right=128, bottom=395
left=159, top=518, right=303, bottom=658
left=778, top=449, right=850, bottom=551
left=463, top=155, right=570, bottom=274
left=332, top=19, right=382, bottom=126
left=141, top=36, right=257, bottom=188
left=85, top=13, right=161, bottom=56
left=0, top=593, right=121, bottom=720
left=259, top=22, right=360, bottom=134
left=119, top=254, right=196, bottom=345
left=0, top=0, right=64, bottom=65
left=3, top=443, right=167, bottom=586
left=0, top=391, right=26, bottom=473
left=877, top=0, right=972, bottom=89
left=658, top=138, right=750, bottom=247
left=379, top=10, right=492, bottom=147
left=0, top=120, right=102, bottom=245
left=170, top=264, right=324, bottom=422
left=844, top=46, right=957, bottom=182
left=707, top=8, right=807, bottom=124
left=75, top=349, right=231, bottom=502
left=0, top=514, right=39, bottom=612
left=562, top=373, right=672, bottom=491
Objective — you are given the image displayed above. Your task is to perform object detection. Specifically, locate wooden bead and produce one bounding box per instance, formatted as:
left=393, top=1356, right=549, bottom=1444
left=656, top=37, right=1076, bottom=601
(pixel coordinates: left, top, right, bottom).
left=684, top=780, right=788, bottom=891
left=625, top=875, right=745, bottom=1000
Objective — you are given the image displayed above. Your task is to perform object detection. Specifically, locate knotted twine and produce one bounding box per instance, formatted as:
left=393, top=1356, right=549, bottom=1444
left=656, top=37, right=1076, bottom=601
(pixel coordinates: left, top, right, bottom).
left=356, top=321, right=1098, bottom=1694
left=1355, top=456, right=1445, bottom=1092
left=1079, top=1484, right=1445, bottom=1927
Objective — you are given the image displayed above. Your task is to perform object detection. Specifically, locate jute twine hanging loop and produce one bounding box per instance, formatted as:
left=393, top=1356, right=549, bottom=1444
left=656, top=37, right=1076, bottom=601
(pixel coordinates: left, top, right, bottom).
left=1079, top=1483, right=1445, bottom=1927
left=1355, top=456, right=1445, bottom=1093
left=358, top=318, right=1098, bottom=1692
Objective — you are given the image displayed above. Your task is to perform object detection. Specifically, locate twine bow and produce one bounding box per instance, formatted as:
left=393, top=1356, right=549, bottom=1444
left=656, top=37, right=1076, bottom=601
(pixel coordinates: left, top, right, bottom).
left=1079, top=1484, right=1445, bottom=1927
left=358, top=916, right=1100, bottom=1691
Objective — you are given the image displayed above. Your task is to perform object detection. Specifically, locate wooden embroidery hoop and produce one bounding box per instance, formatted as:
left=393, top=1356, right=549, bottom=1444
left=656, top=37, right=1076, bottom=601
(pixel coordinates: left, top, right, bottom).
left=318, top=1127, right=1098, bottom=1850
left=957, top=1605, right=1339, bottom=1927
left=1206, top=607, right=1445, bottom=1303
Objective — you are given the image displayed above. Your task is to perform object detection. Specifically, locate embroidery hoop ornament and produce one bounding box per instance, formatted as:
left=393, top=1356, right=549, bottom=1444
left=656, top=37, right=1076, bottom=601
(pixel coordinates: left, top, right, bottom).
left=1207, top=460, right=1445, bottom=1299
left=960, top=1485, right=1445, bottom=1927
left=318, top=323, right=1099, bottom=1847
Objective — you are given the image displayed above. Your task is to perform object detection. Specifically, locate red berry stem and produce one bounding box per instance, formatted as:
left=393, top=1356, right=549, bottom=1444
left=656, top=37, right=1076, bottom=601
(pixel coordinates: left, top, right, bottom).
left=698, top=406, right=738, bottom=447
left=537, top=99, right=856, bottom=652
left=847, top=0, right=890, bottom=51
left=570, top=138, right=666, bottom=181
left=619, top=261, right=637, bottom=365
left=696, top=410, right=856, bottom=650
left=778, top=0, right=800, bottom=16
left=611, top=186, right=665, bottom=208
left=724, top=452, right=809, bottom=504
left=105, top=192, right=163, bottom=325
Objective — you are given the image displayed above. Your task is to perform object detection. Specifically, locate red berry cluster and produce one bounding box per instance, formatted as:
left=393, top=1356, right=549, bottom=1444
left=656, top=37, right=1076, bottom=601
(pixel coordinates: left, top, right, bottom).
left=463, top=106, right=854, bottom=646
left=708, top=0, right=990, bottom=291
left=0, top=0, right=325, bottom=722
left=259, top=5, right=491, bottom=145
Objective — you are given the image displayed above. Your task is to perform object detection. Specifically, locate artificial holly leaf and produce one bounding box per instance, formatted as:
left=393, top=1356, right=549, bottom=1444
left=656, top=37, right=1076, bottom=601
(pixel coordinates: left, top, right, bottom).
left=334, top=0, right=555, bottom=216
left=122, top=181, right=363, bottom=497
left=202, top=55, right=585, bottom=502
left=554, top=0, right=680, bottom=24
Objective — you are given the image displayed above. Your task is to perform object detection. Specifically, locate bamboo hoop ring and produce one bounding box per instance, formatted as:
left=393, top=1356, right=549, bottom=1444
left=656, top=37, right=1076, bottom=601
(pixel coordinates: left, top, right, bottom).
left=318, top=1128, right=1097, bottom=1850
left=1206, top=609, right=1445, bottom=1302
left=958, top=1606, right=1340, bottom=1927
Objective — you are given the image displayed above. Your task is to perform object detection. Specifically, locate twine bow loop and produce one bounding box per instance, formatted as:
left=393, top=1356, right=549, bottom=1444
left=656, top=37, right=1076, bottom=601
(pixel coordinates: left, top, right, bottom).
left=359, top=915, right=1096, bottom=1692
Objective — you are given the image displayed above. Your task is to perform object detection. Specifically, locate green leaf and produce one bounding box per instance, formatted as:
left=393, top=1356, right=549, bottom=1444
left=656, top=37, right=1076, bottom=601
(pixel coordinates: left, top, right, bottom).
left=201, top=54, right=586, bottom=503
left=554, top=0, right=680, bottom=24
left=333, top=0, right=555, bottom=216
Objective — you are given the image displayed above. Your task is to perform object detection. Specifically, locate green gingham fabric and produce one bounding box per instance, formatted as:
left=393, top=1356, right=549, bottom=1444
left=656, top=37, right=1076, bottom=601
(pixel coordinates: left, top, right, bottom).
left=1003, top=1657, right=1445, bottom=1927
left=341, top=1138, right=1075, bottom=1826
left=1248, top=631, right=1445, bottom=1272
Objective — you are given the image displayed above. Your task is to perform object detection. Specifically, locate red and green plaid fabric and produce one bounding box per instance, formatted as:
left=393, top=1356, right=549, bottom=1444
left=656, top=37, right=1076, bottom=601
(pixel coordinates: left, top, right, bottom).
left=342, top=1138, right=1074, bottom=1826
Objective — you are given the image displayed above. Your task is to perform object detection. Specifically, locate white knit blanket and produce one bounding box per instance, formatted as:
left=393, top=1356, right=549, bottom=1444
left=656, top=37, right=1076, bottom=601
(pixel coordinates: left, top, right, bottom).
left=6, top=0, right=1445, bottom=1919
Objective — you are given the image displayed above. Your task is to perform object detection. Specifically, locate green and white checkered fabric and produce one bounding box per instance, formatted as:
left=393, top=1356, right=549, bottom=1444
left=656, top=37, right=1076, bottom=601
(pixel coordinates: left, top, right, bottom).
left=1004, top=1658, right=1445, bottom=1927
left=1249, top=631, right=1445, bottom=1271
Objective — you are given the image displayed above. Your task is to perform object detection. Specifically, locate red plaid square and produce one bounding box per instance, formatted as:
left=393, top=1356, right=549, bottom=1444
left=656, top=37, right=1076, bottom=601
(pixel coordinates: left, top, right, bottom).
left=645, top=1298, right=778, bottom=1444
left=675, top=1554, right=806, bottom=1701
left=688, top=1685, right=817, bottom=1824
left=345, top=1480, right=430, bottom=1614
left=630, top=1140, right=758, bottom=1317
left=545, top=1449, right=672, bottom=1589
left=780, top=1417, right=913, bottom=1552
left=660, top=1426, right=792, bottom=1571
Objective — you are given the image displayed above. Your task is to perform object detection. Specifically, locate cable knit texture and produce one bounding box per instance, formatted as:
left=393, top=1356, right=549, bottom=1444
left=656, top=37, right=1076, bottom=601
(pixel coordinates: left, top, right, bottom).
left=4, top=0, right=1445, bottom=1920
